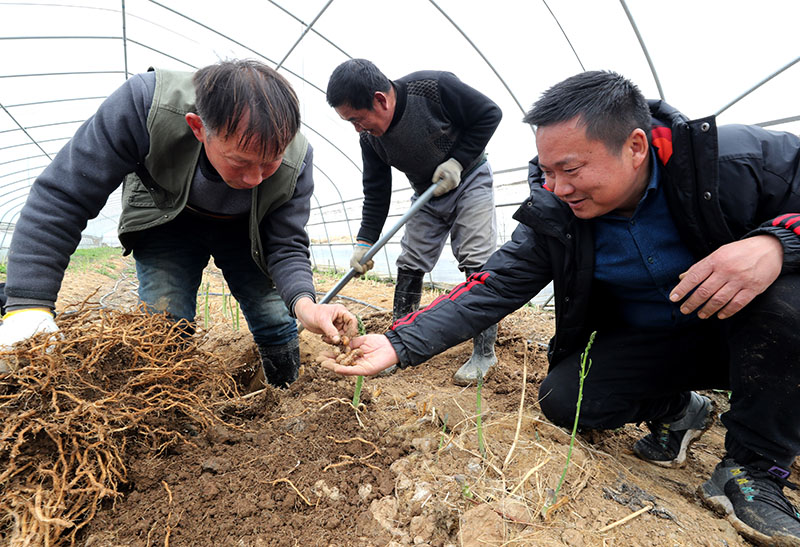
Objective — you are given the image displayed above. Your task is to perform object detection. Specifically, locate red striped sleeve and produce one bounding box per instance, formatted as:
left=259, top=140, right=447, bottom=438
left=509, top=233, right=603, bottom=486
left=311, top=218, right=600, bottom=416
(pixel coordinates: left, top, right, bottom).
left=391, top=272, right=490, bottom=328
left=772, top=214, right=800, bottom=235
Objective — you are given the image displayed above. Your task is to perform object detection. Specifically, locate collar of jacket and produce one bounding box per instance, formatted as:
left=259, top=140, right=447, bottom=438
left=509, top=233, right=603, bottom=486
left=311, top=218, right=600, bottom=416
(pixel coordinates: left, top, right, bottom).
left=512, top=182, right=579, bottom=244
left=649, top=99, right=733, bottom=256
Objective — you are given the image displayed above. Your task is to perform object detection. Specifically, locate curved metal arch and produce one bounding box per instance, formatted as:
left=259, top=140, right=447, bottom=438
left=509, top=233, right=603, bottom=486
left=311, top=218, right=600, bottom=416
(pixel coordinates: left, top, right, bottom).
left=6, top=1, right=201, bottom=45
left=4, top=96, right=107, bottom=109
left=0, top=119, right=84, bottom=135
left=541, top=0, right=585, bottom=72
left=715, top=56, right=800, bottom=117
left=1, top=3, right=365, bottom=227
left=276, top=0, right=335, bottom=70
left=312, top=164, right=355, bottom=243
left=428, top=0, right=528, bottom=118
left=121, top=0, right=129, bottom=78
left=0, top=71, right=126, bottom=79
left=0, top=177, right=120, bottom=226
left=0, top=102, right=54, bottom=161
left=0, top=164, right=51, bottom=180
left=619, top=0, right=665, bottom=100
left=143, top=0, right=325, bottom=94
left=126, top=38, right=198, bottom=69
left=0, top=177, right=40, bottom=199
left=267, top=0, right=351, bottom=59
left=0, top=35, right=118, bottom=41
left=0, top=35, right=197, bottom=72
left=0, top=197, right=26, bottom=223
left=146, top=0, right=277, bottom=65
left=0, top=196, right=117, bottom=259
left=309, top=193, right=338, bottom=273
left=0, top=137, right=71, bottom=152
left=0, top=199, right=28, bottom=253
left=299, top=123, right=362, bottom=174
left=756, top=114, right=800, bottom=128
left=0, top=153, right=48, bottom=167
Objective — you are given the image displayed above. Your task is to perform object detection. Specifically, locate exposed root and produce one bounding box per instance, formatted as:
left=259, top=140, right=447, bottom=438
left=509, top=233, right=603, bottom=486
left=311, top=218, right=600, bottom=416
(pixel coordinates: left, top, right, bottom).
left=322, top=435, right=381, bottom=472
left=268, top=478, right=312, bottom=506
left=0, top=304, right=239, bottom=546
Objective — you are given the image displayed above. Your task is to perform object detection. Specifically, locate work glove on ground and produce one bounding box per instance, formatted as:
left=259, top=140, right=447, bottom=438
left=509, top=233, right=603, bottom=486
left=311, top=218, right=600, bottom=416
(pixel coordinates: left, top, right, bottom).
left=0, top=308, right=58, bottom=374
left=350, top=242, right=375, bottom=275
left=431, top=158, right=463, bottom=197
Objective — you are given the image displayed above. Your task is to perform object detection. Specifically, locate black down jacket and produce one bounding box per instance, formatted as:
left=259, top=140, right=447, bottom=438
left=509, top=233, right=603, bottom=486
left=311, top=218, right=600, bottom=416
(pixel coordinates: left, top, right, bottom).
left=386, top=100, right=800, bottom=368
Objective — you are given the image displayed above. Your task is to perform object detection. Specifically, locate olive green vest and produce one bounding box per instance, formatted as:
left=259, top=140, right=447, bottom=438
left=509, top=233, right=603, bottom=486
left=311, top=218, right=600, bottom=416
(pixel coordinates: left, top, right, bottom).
left=118, top=68, right=309, bottom=277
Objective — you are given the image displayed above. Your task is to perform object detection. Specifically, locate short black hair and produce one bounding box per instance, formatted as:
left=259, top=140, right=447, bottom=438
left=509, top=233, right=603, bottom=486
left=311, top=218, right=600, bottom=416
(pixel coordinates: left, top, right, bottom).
left=523, top=71, right=651, bottom=153
left=193, top=59, right=300, bottom=160
left=326, top=59, right=391, bottom=110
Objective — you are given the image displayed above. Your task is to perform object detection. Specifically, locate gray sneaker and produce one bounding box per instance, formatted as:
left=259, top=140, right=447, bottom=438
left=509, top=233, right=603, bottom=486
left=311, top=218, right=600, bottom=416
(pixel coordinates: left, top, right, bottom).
left=699, top=458, right=800, bottom=546
left=632, top=392, right=715, bottom=468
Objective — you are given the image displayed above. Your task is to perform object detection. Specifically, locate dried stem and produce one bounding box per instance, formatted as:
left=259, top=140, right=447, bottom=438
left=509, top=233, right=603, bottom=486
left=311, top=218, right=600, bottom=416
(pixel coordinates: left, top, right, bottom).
left=503, top=339, right=528, bottom=470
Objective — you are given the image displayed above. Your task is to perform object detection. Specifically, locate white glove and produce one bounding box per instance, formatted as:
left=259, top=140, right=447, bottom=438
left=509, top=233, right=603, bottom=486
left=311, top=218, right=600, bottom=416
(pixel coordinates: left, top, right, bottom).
left=350, top=243, right=375, bottom=275
left=431, top=158, right=463, bottom=197
left=0, top=308, right=58, bottom=374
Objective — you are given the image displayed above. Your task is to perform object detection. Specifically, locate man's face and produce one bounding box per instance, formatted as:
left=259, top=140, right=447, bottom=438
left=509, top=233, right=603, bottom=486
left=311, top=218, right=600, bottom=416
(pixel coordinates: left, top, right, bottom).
left=334, top=95, right=393, bottom=137
left=203, top=132, right=283, bottom=190
left=535, top=117, right=649, bottom=219
left=186, top=113, right=283, bottom=190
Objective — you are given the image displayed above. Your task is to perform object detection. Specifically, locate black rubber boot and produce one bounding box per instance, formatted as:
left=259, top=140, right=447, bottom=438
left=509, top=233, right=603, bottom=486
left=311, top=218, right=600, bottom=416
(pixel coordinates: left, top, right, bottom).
left=257, top=337, right=300, bottom=388
left=382, top=269, right=425, bottom=376
left=0, top=282, right=7, bottom=316
left=453, top=267, right=498, bottom=386
left=392, top=268, right=425, bottom=322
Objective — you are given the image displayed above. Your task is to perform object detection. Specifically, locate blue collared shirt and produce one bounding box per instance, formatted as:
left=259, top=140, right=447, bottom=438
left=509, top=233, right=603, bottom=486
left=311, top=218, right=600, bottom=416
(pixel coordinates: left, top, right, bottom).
left=593, top=150, right=699, bottom=328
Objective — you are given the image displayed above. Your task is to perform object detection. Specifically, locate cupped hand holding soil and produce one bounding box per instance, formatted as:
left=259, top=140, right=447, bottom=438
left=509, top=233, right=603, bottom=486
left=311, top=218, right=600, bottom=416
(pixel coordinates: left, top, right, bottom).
left=316, top=335, right=364, bottom=368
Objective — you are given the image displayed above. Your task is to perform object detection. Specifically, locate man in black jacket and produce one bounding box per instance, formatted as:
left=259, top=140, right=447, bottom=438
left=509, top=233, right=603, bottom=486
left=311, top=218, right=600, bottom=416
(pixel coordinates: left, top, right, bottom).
left=326, top=59, right=502, bottom=385
left=323, top=71, right=800, bottom=544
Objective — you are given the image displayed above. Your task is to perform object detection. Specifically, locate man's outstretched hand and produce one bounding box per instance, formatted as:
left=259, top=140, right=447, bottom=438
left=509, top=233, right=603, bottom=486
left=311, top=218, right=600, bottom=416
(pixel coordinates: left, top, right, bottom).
left=317, top=334, right=399, bottom=376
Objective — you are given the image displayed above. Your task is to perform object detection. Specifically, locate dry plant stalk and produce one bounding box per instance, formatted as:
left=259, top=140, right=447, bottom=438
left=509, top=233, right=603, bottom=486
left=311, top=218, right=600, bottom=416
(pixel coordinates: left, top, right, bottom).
left=503, top=339, right=528, bottom=471
left=597, top=502, right=654, bottom=532
left=0, top=304, right=239, bottom=546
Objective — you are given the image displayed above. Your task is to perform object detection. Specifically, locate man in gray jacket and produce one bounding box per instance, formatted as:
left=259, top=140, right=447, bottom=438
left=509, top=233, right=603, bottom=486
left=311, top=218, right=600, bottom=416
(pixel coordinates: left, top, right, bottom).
left=326, top=58, right=502, bottom=385
left=0, top=60, right=356, bottom=387
left=324, top=71, right=800, bottom=545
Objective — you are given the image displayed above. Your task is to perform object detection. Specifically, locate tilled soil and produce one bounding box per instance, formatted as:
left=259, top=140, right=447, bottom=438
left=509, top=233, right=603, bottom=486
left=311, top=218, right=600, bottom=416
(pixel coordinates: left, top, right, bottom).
left=9, top=256, right=798, bottom=546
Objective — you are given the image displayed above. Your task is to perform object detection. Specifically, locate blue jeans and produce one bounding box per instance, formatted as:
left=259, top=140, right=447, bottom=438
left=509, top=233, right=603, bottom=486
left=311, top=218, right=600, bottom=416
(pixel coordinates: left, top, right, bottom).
left=132, top=211, right=296, bottom=346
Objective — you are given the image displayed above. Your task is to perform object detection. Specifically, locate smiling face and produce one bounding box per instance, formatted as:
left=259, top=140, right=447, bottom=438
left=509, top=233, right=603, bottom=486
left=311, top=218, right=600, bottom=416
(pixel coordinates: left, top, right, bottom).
left=334, top=91, right=394, bottom=137
left=186, top=112, right=283, bottom=190
left=535, top=116, right=651, bottom=219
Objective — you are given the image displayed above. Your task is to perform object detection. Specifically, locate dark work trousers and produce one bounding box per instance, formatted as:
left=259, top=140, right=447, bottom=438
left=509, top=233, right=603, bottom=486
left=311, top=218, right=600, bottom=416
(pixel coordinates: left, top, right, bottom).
left=538, top=274, right=800, bottom=467
left=396, top=162, right=496, bottom=273
left=132, top=210, right=297, bottom=347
